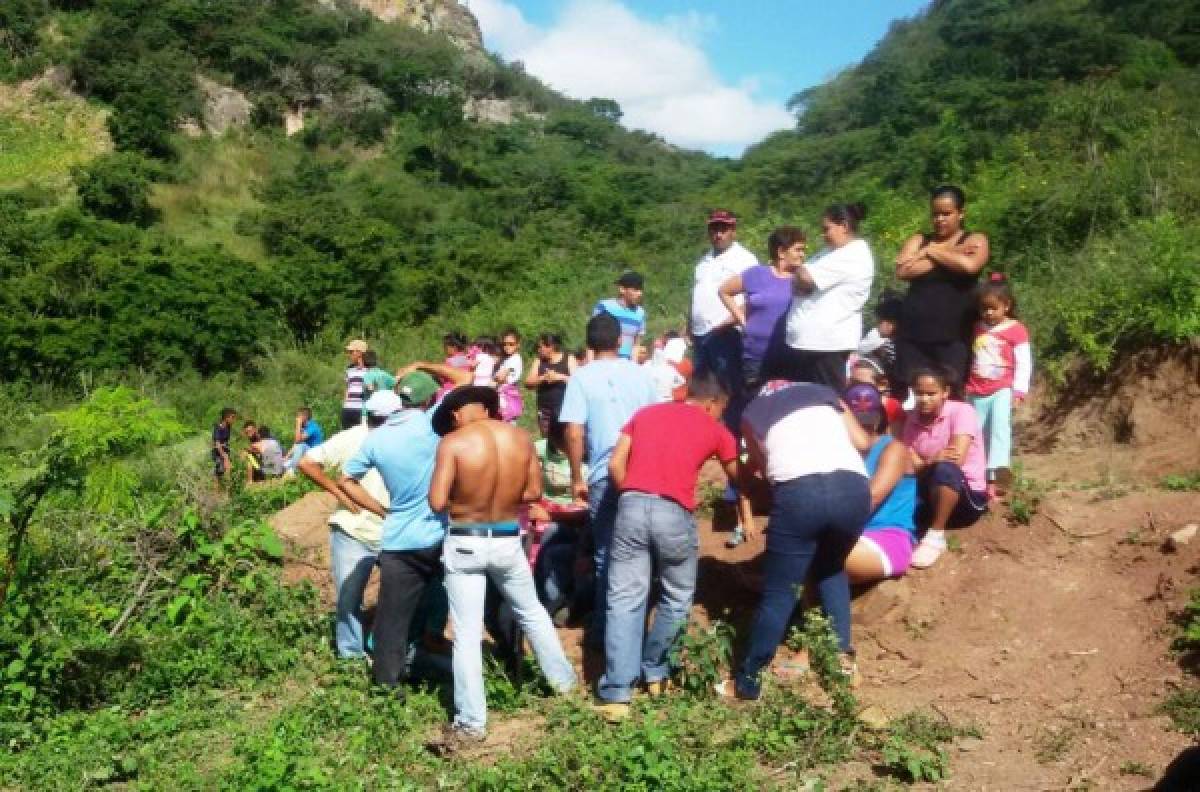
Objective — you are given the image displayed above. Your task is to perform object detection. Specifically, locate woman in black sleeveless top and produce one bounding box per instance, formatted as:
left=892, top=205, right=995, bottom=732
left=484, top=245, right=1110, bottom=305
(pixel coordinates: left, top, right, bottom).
left=524, top=332, right=577, bottom=441
left=894, top=185, right=990, bottom=395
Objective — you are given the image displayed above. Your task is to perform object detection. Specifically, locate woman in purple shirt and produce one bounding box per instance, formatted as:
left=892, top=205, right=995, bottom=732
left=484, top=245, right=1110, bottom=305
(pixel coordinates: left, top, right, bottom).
left=718, top=227, right=806, bottom=391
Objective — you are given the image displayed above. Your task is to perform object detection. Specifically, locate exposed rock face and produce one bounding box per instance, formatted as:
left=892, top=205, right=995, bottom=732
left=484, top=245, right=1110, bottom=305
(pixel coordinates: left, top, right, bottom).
left=196, top=75, right=253, bottom=135
left=349, top=0, right=483, bottom=52
left=463, top=96, right=543, bottom=125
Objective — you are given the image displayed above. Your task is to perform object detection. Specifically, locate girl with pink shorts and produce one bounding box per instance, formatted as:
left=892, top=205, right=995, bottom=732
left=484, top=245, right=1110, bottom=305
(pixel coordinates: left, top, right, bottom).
left=842, top=383, right=918, bottom=583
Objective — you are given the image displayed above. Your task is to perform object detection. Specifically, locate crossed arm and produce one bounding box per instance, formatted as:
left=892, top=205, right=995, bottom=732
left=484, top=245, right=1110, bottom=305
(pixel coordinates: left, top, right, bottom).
left=895, top=232, right=990, bottom=280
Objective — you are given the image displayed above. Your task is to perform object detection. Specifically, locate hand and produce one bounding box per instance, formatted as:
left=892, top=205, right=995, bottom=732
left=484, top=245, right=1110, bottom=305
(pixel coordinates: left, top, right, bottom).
left=936, top=447, right=962, bottom=463
left=528, top=503, right=551, bottom=522
left=742, top=521, right=759, bottom=542
left=396, top=363, right=417, bottom=378
left=571, top=479, right=589, bottom=505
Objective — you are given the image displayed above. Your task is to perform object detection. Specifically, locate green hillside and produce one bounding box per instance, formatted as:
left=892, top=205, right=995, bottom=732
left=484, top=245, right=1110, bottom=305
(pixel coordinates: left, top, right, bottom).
left=2, top=0, right=1200, bottom=788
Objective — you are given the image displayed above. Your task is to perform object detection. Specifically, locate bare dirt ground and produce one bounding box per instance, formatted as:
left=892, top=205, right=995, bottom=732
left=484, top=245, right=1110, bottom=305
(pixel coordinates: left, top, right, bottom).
left=271, top=347, right=1200, bottom=789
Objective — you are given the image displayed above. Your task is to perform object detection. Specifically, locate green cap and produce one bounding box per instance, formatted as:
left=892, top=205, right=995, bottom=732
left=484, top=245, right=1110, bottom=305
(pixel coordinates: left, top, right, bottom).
left=397, top=371, right=439, bottom=406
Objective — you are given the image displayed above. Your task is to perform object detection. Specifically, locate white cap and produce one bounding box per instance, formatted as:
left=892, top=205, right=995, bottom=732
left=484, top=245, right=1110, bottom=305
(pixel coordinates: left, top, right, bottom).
left=365, top=390, right=403, bottom=418
left=663, top=337, right=688, bottom=365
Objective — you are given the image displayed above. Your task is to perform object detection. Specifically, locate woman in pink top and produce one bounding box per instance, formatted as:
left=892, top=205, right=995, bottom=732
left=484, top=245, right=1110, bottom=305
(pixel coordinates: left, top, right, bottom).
left=902, top=367, right=988, bottom=569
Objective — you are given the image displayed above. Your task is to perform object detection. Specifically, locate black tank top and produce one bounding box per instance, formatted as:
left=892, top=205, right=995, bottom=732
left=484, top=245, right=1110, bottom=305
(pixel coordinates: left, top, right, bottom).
left=536, top=355, right=571, bottom=415
left=899, top=232, right=979, bottom=343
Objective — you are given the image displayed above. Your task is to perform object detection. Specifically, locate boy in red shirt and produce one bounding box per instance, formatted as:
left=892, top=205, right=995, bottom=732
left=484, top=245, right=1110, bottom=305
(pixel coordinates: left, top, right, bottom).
left=594, top=373, right=740, bottom=720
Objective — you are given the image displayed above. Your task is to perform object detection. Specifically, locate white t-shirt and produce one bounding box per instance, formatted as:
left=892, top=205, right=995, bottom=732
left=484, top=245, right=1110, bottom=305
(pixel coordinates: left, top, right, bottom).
left=472, top=353, right=497, bottom=386
left=742, top=382, right=867, bottom=484
left=785, top=238, right=875, bottom=352
left=304, top=424, right=386, bottom=550
left=497, top=353, right=523, bottom=385
left=643, top=351, right=686, bottom=403
left=690, top=241, right=758, bottom=337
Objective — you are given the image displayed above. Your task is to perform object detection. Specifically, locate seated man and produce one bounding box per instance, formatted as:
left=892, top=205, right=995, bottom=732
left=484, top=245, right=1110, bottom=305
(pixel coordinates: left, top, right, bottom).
left=428, top=386, right=576, bottom=750
left=339, top=383, right=446, bottom=693
left=242, top=422, right=285, bottom=483
left=285, top=407, right=325, bottom=472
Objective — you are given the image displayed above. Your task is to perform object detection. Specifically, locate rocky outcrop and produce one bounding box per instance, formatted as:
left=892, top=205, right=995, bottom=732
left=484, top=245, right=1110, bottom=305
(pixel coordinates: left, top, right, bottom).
left=346, top=0, right=483, bottom=52
left=186, top=75, right=252, bottom=136
left=463, top=96, right=543, bottom=125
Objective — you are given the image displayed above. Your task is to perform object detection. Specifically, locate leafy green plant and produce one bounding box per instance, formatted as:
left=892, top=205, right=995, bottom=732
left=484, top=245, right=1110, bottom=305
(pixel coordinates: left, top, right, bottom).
left=1161, top=689, right=1200, bottom=735
left=1006, top=464, right=1046, bottom=525
left=669, top=620, right=734, bottom=696
left=1161, top=471, right=1200, bottom=492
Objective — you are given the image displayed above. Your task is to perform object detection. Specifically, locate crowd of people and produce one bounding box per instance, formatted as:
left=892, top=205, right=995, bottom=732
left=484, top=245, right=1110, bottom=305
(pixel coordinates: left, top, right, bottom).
left=210, top=184, right=1033, bottom=748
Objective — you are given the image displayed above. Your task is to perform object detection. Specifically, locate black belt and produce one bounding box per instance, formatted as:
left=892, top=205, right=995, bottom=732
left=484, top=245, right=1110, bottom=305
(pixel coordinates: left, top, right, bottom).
left=449, top=525, right=520, bottom=538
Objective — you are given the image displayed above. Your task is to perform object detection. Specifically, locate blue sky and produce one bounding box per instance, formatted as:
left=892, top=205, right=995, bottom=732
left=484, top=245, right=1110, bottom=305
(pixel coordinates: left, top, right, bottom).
left=467, top=0, right=931, bottom=156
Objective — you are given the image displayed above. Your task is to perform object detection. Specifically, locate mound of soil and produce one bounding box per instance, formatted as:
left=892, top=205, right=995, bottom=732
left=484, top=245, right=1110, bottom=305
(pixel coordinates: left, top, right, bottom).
left=1022, top=344, right=1200, bottom=477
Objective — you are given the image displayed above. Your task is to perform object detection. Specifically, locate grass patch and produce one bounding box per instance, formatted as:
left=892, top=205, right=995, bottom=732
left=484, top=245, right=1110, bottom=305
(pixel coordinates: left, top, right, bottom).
left=151, top=134, right=289, bottom=263
left=0, top=78, right=110, bottom=189
left=1161, top=471, right=1200, bottom=492
left=1160, top=689, right=1200, bottom=735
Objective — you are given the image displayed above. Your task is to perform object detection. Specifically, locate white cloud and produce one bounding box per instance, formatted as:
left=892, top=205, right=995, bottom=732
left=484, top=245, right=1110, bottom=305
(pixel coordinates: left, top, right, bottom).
left=468, top=0, right=792, bottom=154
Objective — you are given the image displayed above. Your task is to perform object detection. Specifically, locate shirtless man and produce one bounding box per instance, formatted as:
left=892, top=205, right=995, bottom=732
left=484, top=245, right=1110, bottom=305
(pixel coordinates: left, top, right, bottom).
left=428, top=386, right=576, bottom=746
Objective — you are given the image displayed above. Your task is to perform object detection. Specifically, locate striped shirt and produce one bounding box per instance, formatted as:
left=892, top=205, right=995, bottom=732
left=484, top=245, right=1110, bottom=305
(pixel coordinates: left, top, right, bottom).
left=593, top=298, right=645, bottom=359
left=344, top=365, right=367, bottom=411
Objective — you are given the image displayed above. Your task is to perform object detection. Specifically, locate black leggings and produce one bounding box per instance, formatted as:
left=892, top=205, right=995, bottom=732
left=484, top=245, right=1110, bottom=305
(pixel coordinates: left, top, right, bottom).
left=894, top=337, right=970, bottom=398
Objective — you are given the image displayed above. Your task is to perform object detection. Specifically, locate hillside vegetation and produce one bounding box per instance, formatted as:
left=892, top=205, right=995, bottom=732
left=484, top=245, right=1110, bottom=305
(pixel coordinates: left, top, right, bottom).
left=1, top=0, right=1199, bottom=788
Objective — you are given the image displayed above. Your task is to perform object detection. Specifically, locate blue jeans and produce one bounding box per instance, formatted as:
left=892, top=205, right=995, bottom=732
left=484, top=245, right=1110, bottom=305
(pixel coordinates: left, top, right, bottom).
left=694, top=327, right=744, bottom=432
left=736, top=471, right=870, bottom=698
left=443, top=533, right=576, bottom=736
left=969, top=389, right=1013, bottom=474
left=329, top=527, right=378, bottom=659
left=598, top=493, right=698, bottom=702
left=535, top=521, right=579, bottom=615
left=585, top=476, right=620, bottom=647
left=286, top=442, right=311, bottom=470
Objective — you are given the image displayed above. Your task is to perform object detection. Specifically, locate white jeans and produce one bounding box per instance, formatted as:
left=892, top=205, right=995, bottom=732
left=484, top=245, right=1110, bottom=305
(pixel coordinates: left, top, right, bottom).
left=443, top=533, right=576, bottom=735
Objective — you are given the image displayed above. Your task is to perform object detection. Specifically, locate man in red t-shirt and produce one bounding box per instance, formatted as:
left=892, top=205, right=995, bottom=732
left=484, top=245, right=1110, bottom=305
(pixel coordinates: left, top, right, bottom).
left=594, top=373, right=740, bottom=719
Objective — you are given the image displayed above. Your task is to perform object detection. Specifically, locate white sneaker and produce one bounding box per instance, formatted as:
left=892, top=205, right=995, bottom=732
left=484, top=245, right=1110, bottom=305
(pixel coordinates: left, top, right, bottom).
left=910, top=533, right=947, bottom=569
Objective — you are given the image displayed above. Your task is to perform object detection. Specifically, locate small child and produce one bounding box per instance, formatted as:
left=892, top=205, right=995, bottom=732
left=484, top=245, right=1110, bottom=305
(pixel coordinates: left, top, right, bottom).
left=965, top=274, right=1032, bottom=498
left=593, top=271, right=646, bottom=360
left=212, top=407, right=236, bottom=482
left=471, top=336, right=499, bottom=387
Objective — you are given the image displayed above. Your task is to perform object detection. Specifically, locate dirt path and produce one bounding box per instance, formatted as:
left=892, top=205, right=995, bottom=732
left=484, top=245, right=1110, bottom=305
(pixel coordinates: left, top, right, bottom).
left=271, top=453, right=1200, bottom=789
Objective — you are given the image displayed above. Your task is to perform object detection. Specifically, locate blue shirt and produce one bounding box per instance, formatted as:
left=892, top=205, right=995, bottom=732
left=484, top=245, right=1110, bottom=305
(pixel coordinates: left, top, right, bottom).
left=300, top=418, right=324, bottom=447
left=344, top=409, right=446, bottom=551
left=864, top=435, right=917, bottom=537
left=593, top=298, right=645, bottom=359
left=558, top=358, right=657, bottom=484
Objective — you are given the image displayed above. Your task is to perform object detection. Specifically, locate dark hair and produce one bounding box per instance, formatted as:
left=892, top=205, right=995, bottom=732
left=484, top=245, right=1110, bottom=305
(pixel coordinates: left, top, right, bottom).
left=501, top=327, right=521, bottom=342
left=662, top=329, right=680, bottom=341
left=473, top=335, right=499, bottom=356
left=297, top=406, right=312, bottom=420
left=824, top=202, right=868, bottom=233
left=242, top=420, right=257, bottom=429
left=851, top=357, right=887, bottom=387
left=930, top=184, right=966, bottom=209
left=536, top=332, right=563, bottom=351
left=766, top=226, right=807, bottom=261
left=258, top=426, right=273, bottom=439
left=220, top=407, right=237, bottom=420
left=977, top=272, right=1018, bottom=317
left=362, top=349, right=379, bottom=368
left=875, top=289, right=902, bottom=322
left=687, top=371, right=728, bottom=402
left=443, top=332, right=467, bottom=352
left=586, top=313, right=621, bottom=352
left=908, top=365, right=954, bottom=391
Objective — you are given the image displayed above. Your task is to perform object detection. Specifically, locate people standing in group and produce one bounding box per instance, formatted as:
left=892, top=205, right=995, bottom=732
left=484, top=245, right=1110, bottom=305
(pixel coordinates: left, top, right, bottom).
left=285, top=406, right=325, bottom=472
left=771, top=203, right=875, bottom=390
left=525, top=333, right=577, bottom=441
left=297, top=388, right=417, bottom=660
left=903, top=368, right=988, bottom=569
left=212, top=407, right=236, bottom=482
left=894, top=186, right=990, bottom=396
left=841, top=383, right=919, bottom=584
left=733, top=380, right=871, bottom=700
left=595, top=373, right=740, bottom=721
left=428, top=386, right=576, bottom=749
left=593, top=271, right=646, bottom=361
left=559, top=314, right=658, bottom=649
left=494, top=329, right=525, bottom=423
left=342, top=339, right=370, bottom=429
left=965, top=274, right=1032, bottom=498
left=340, top=385, right=447, bottom=693
left=718, top=226, right=806, bottom=391
left=690, top=209, right=758, bottom=406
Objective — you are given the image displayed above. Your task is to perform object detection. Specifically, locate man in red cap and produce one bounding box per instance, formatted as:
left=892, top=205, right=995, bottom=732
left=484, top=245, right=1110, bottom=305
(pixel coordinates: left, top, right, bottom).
left=690, top=209, right=758, bottom=419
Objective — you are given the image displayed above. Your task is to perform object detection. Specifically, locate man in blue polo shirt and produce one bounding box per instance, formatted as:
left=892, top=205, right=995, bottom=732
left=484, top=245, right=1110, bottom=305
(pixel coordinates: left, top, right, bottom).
left=593, top=271, right=646, bottom=360
left=340, top=379, right=445, bottom=692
